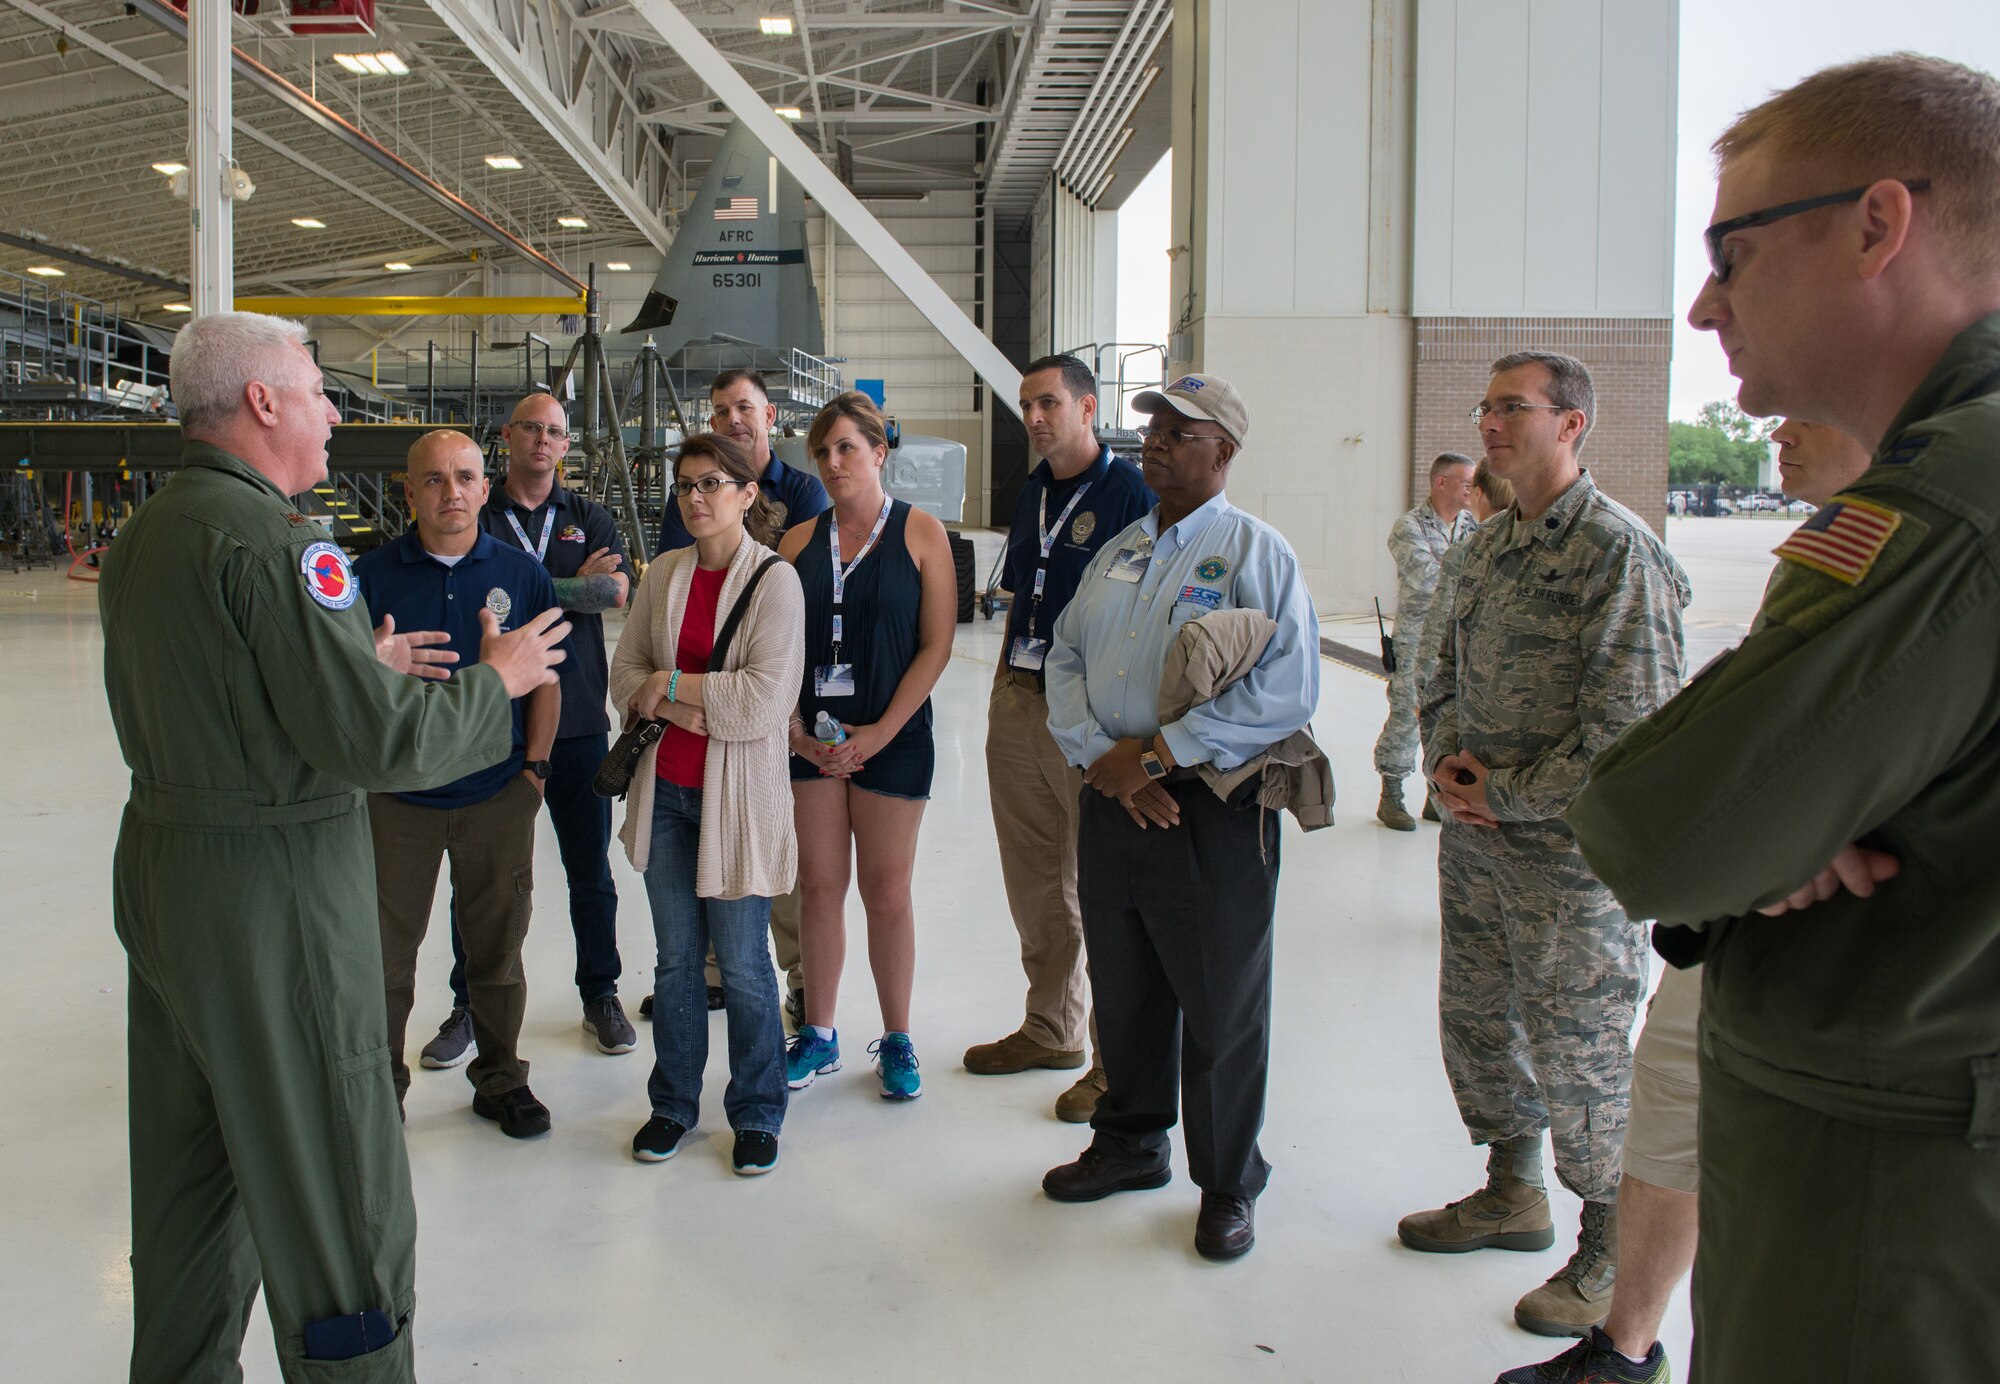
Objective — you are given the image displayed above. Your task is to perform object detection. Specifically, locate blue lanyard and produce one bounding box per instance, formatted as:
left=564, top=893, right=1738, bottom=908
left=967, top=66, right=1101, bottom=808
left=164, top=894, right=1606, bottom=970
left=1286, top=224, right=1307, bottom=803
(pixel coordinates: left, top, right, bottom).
left=827, top=495, right=893, bottom=656
left=505, top=505, right=555, bottom=561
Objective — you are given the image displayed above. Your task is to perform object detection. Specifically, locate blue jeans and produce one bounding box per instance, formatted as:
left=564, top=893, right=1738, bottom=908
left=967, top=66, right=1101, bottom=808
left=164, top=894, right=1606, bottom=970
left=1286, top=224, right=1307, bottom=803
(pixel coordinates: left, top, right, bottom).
left=642, top=782, right=786, bottom=1134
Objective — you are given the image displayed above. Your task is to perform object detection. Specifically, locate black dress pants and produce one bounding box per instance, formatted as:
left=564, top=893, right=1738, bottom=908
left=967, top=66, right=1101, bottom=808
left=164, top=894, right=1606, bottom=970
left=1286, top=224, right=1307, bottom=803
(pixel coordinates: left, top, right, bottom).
left=1078, top=778, right=1278, bottom=1198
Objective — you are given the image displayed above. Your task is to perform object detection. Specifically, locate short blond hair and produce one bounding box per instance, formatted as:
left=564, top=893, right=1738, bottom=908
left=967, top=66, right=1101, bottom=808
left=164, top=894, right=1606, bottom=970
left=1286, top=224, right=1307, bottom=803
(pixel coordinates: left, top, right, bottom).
left=1472, top=458, right=1515, bottom=513
left=1714, top=53, right=2000, bottom=278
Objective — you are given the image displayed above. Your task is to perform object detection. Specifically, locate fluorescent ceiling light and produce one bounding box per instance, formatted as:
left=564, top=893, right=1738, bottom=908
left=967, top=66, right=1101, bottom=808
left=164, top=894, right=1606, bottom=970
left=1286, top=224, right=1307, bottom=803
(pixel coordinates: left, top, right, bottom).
left=153, top=161, right=187, bottom=175
left=384, top=261, right=413, bottom=272
left=334, top=52, right=407, bottom=76
left=291, top=217, right=327, bottom=229
left=759, top=17, right=793, bottom=36
left=557, top=216, right=589, bottom=228
left=484, top=155, right=523, bottom=170
left=25, top=265, right=64, bottom=278
left=605, top=262, right=632, bottom=271
left=163, top=303, right=192, bottom=313
left=775, top=106, right=803, bottom=120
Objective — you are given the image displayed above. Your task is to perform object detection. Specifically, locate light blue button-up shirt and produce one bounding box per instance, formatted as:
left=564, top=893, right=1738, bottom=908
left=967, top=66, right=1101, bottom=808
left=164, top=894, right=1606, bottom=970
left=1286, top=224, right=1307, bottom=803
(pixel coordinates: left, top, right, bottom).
left=1045, top=491, right=1321, bottom=772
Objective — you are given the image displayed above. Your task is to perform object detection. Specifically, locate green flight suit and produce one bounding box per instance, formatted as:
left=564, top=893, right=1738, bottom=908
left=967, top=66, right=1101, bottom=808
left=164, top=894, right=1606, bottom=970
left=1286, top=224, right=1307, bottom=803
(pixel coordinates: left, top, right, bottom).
left=101, top=443, right=514, bottom=1384
left=1568, top=314, right=2000, bottom=1381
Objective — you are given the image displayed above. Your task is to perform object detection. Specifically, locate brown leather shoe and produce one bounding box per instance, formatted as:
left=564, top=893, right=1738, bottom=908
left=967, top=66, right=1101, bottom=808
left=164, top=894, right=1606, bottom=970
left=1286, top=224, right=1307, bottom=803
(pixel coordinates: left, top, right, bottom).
left=1055, top=1066, right=1107, bottom=1122
left=1195, top=1192, right=1256, bottom=1260
left=963, top=1030, right=1086, bottom=1075
left=1042, top=1145, right=1171, bottom=1202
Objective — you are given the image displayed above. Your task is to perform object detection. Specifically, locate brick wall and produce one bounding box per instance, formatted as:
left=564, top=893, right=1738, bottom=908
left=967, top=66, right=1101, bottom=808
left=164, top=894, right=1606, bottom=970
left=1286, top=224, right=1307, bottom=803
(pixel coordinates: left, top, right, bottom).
left=1410, top=317, right=1673, bottom=534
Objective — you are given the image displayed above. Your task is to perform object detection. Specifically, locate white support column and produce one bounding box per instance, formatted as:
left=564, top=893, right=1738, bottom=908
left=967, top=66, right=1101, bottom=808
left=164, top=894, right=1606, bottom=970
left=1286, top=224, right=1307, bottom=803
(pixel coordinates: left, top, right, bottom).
left=623, top=0, right=1024, bottom=419
left=189, top=0, right=232, bottom=316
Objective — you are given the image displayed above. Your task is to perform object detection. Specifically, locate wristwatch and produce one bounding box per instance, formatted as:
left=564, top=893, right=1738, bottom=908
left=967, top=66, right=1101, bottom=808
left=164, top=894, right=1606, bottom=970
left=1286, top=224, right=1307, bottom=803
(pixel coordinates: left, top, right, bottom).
left=526, top=759, right=552, bottom=781
left=1139, top=749, right=1167, bottom=780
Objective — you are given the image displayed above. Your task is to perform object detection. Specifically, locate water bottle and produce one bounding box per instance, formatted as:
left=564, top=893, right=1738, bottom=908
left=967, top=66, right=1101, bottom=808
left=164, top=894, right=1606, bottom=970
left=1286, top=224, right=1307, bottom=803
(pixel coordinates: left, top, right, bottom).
left=813, top=710, right=847, bottom=747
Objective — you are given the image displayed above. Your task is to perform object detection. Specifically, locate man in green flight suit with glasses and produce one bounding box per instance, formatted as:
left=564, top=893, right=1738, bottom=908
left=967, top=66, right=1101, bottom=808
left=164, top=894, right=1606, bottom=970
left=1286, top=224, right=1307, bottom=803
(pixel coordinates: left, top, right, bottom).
left=100, top=310, right=570, bottom=1383
left=1567, top=54, right=2000, bottom=1381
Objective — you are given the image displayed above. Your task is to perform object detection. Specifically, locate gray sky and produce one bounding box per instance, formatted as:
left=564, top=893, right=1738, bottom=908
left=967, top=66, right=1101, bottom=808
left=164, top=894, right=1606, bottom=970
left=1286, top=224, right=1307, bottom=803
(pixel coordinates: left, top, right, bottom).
left=1670, top=0, right=2000, bottom=419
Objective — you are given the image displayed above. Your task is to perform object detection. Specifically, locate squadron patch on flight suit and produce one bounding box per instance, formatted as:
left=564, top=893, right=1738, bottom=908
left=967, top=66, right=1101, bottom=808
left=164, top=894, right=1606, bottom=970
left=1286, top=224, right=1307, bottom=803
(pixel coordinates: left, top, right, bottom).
left=485, top=587, right=514, bottom=624
left=300, top=541, right=358, bottom=611
left=1774, top=496, right=1903, bottom=586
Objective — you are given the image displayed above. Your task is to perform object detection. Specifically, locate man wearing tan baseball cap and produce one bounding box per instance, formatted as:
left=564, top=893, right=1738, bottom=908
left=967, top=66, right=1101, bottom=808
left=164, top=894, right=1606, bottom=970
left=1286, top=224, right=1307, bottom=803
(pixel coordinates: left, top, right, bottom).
left=1039, top=368, right=1319, bottom=1261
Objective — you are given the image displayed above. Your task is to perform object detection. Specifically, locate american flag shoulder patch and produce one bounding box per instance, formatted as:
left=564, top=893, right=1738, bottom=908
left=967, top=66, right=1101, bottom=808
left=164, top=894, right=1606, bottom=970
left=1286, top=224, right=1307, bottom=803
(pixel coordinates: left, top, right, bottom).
left=1773, top=496, right=1903, bottom=585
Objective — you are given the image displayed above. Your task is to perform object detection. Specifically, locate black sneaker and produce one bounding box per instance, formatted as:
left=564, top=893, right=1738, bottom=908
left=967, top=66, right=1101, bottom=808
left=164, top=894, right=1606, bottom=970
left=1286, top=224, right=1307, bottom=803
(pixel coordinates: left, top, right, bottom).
left=632, top=1116, right=688, bottom=1163
left=1495, top=1327, right=1668, bottom=1383
left=472, top=1085, right=551, bottom=1139
left=783, top=987, right=806, bottom=1031
left=419, top=1006, right=475, bottom=1069
left=706, top=985, right=726, bottom=1011
left=639, top=993, right=654, bottom=1020
left=731, top=1130, right=779, bottom=1176
left=582, top=996, right=637, bottom=1054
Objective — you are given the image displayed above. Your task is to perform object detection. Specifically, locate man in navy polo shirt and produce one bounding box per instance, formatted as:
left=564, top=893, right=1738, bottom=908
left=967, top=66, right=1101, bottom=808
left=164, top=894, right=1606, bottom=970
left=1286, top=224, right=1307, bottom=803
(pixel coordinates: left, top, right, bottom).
left=963, top=353, right=1153, bottom=1123
left=657, top=368, right=830, bottom=552
left=358, top=429, right=563, bottom=1140
left=656, top=367, right=831, bottom=1022
left=407, top=392, right=637, bottom=1065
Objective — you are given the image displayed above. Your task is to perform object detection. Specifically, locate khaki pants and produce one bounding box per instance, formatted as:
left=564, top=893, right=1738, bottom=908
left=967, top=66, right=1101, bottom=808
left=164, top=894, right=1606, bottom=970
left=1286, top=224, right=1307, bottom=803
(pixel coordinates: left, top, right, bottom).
left=370, top=780, right=539, bottom=1100
left=986, top=673, right=1092, bottom=1053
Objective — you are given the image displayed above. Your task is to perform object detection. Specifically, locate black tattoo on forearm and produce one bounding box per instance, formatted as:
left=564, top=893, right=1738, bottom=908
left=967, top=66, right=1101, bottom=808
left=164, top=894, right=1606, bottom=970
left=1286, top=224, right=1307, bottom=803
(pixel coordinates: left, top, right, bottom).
left=553, top=574, right=625, bottom=612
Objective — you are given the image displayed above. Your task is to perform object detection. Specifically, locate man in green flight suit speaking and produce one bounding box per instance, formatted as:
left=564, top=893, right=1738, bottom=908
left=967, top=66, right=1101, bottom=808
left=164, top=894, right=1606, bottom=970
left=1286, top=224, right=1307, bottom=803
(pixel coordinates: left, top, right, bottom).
left=1566, top=55, right=2000, bottom=1380
left=100, top=311, right=570, bottom=1383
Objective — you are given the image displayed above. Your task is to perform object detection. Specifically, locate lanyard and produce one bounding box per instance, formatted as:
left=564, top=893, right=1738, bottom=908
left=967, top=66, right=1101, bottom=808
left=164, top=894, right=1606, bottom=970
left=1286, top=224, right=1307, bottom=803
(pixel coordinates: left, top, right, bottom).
left=505, top=505, right=556, bottom=561
left=1025, top=478, right=1091, bottom=623
left=827, top=494, right=893, bottom=655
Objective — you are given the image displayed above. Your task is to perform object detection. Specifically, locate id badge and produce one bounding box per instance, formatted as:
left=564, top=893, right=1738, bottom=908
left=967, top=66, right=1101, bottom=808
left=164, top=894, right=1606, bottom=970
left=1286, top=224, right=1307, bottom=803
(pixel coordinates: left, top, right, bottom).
left=815, top=663, right=858, bottom=697
left=1105, top=547, right=1148, bottom=583
left=1008, top=636, right=1050, bottom=671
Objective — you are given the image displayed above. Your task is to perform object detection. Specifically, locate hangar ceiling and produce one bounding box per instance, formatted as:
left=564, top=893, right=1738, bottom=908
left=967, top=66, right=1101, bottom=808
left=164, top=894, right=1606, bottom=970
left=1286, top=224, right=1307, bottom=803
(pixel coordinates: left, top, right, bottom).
left=0, top=0, right=1168, bottom=319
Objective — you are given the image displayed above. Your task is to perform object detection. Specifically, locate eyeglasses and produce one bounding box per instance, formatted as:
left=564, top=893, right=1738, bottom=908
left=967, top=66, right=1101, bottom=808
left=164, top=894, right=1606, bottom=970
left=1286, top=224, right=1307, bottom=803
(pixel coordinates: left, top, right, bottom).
left=1468, top=401, right=1569, bottom=424
left=1140, top=421, right=1225, bottom=446
left=507, top=420, right=569, bottom=442
left=671, top=476, right=751, bottom=497
left=1703, top=179, right=1928, bottom=283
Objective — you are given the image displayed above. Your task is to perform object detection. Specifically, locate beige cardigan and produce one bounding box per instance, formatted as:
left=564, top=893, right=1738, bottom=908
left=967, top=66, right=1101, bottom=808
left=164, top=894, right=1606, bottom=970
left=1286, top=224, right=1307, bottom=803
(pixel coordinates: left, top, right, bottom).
left=608, top=535, right=804, bottom=898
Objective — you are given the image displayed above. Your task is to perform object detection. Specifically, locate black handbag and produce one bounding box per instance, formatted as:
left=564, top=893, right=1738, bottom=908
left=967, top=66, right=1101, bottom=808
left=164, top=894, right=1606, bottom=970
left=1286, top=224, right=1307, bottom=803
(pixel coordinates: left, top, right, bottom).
left=593, top=555, right=784, bottom=799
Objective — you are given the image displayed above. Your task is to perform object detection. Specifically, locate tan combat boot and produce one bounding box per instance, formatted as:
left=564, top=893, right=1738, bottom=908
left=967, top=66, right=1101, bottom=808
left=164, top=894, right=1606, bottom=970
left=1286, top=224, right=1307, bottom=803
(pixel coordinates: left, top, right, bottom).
left=1514, top=1199, right=1618, bottom=1336
left=1397, top=1174, right=1555, bottom=1253
left=1377, top=776, right=1417, bottom=832
left=1055, top=1065, right=1106, bottom=1123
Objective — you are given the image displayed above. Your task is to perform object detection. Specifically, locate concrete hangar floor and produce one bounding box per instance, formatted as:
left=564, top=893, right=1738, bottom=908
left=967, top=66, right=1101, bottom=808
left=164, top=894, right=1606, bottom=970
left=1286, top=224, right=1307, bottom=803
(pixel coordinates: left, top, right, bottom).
left=1, top=518, right=1784, bottom=1380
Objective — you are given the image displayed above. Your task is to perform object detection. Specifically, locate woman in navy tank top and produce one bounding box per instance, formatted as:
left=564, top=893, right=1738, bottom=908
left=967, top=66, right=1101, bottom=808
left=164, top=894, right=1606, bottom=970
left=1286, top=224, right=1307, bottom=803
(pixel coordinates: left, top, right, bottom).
left=778, top=392, right=957, bottom=1102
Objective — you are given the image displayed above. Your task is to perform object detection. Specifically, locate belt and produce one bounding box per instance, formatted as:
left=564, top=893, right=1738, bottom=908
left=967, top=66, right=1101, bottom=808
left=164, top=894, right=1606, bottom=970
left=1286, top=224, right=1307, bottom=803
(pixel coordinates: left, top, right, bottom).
left=128, top=779, right=363, bottom=828
left=1002, top=668, right=1045, bottom=694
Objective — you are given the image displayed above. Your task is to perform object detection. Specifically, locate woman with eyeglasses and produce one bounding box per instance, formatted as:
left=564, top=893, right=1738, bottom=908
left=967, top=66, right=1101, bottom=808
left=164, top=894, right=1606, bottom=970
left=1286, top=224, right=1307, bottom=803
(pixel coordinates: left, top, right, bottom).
left=608, top=432, right=805, bottom=1173
left=779, top=391, right=957, bottom=1101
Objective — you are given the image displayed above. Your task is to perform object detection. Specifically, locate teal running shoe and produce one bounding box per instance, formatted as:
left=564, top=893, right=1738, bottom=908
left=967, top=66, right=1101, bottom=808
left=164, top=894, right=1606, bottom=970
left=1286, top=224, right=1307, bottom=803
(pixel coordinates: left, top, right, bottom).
left=786, top=1028, right=840, bottom=1089
left=870, top=1033, right=922, bottom=1101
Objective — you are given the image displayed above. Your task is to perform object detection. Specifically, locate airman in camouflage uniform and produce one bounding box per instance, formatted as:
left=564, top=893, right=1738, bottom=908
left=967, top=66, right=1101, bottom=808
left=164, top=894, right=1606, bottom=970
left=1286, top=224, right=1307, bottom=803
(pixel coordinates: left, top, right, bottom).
left=1373, top=453, right=1476, bottom=830
left=1401, top=351, right=1689, bottom=1341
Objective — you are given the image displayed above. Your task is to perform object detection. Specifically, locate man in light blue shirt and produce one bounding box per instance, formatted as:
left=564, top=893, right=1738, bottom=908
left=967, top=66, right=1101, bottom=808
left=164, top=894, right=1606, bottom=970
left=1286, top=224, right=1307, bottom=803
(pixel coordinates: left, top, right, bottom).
left=1039, top=373, right=1320, bottom=1262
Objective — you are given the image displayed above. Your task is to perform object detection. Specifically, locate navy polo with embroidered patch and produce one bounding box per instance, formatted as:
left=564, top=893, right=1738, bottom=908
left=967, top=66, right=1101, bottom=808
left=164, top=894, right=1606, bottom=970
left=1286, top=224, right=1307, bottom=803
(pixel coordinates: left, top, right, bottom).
left=356, top=529, right=560, bottom=808
left=1000, top=443, right=1154, bottom=659
left=481, top=485, right=628, bottom=738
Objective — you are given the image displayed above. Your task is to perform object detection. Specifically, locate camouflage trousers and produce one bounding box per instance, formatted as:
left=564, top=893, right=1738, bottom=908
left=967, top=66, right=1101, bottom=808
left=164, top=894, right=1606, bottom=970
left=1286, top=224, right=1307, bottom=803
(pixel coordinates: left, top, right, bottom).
left=1372, top=607, right=1428, bottom=778
left=1435, top=822, right=1648, bottom=1202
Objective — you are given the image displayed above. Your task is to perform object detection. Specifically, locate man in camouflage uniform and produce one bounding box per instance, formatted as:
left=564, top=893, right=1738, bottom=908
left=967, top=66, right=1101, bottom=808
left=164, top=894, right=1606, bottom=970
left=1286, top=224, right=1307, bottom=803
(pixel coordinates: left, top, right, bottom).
left=1375, top=452, right=1476, bottom=829
left=1404, top=351, right=1689, bottom=1340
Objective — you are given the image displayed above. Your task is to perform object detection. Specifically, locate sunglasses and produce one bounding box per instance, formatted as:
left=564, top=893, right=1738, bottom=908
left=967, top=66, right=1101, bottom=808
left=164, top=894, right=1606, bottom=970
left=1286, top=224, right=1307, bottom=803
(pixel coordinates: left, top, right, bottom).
left=1704, top=179, right=1928, bottom=283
